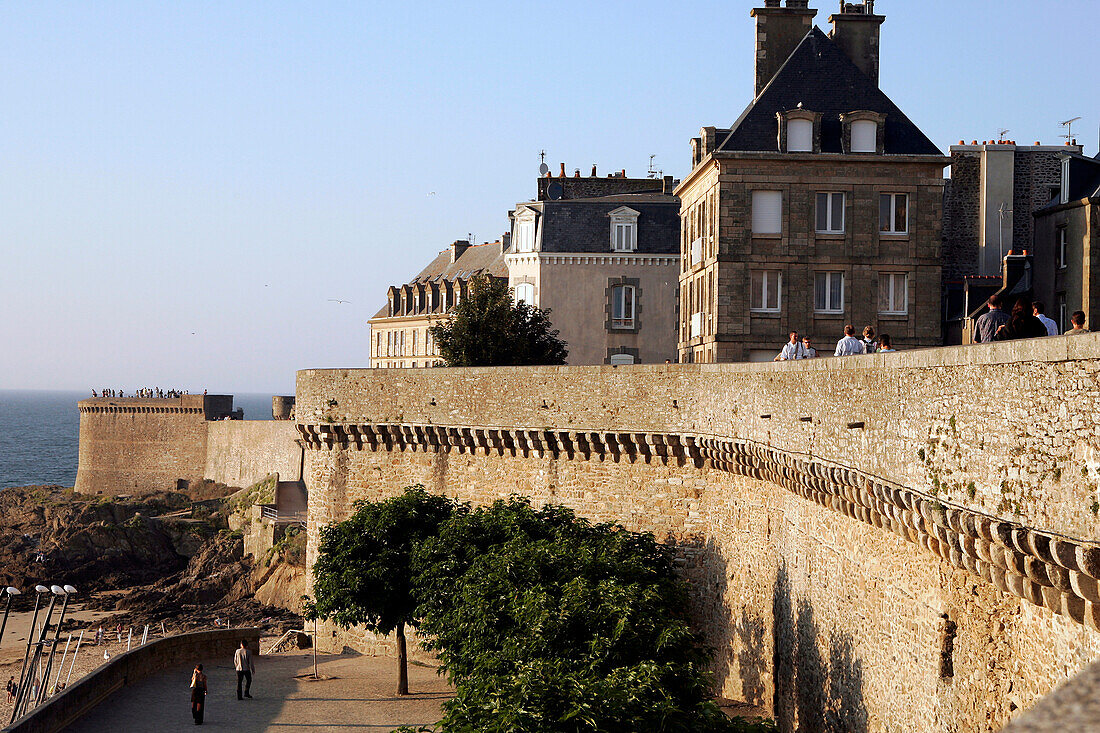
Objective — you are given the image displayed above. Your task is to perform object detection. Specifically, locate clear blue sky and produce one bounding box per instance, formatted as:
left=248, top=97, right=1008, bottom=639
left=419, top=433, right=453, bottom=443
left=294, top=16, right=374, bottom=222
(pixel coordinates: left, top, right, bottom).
left=2, top=1, right=1096, bottom=393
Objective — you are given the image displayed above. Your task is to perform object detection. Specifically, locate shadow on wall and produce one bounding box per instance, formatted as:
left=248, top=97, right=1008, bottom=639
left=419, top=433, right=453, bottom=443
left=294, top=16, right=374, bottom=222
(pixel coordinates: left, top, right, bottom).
left=773, top=562, right=869, bottom=733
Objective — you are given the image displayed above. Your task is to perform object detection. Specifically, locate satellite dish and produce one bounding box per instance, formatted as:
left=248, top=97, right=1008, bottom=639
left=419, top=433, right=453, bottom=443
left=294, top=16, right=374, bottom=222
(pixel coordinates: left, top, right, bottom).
left=547, top=181, right=563, bottom=200
left=539, top=163, right=550, bottom=175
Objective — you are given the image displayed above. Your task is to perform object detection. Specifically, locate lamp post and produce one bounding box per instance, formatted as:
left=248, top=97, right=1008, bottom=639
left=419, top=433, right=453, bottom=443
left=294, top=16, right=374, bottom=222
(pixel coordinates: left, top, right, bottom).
left=9, top=586, right=50, bottom=724
left=37, top=585, right=76, bottom=705
left=0, top=587, right=21, bottom=648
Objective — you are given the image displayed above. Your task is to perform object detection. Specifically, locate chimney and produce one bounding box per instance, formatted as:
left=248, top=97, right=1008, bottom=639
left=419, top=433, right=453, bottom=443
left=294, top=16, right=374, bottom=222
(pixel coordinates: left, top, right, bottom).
left=450, top=239, right=471, bottom=263
left=829, top=1, right=885, bottom=85
left=559, top=163, right=566, bottom=178
left=751, top=0, right=817, bottom=97
left=501, top=232, right=511, bottom=252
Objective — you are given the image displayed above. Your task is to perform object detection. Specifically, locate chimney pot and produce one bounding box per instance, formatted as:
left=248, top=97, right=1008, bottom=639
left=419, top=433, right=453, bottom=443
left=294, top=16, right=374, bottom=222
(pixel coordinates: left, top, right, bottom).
left=559, top=162, right=566, bottom=178
left=591, top=164, right=597, bottom=176
left=829, top=1, right=884, bottom=85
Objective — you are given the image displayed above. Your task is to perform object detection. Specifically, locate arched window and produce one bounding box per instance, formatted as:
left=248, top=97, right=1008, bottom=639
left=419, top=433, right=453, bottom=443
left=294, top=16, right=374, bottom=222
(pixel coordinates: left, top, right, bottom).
left=514, top=282, right=535, bottom=305
left=609, top=353, right=636, bottom=366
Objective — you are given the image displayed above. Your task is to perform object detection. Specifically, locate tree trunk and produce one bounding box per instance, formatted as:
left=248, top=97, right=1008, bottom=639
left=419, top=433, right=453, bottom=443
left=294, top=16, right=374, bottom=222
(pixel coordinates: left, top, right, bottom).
left=395, top=620, right=409, bottom=696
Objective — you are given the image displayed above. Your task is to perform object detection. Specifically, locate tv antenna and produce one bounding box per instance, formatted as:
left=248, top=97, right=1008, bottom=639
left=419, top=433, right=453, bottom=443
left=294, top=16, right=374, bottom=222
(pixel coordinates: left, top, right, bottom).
left=648, top=154, right=657, bottom=177
left=996, top=129, right=1010, bottom=142
left=1061, top=117, right=1082, bottom=143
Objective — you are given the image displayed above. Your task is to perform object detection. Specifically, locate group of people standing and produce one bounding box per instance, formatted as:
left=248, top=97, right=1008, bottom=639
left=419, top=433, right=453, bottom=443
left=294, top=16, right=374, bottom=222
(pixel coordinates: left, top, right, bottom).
left=973, top=295, right=1090, bottom=342
left=774, top=325, right=894, bottom=361
left=91, top=387, right=191, bottom=398
left=189, top=640, right=255, bottom=726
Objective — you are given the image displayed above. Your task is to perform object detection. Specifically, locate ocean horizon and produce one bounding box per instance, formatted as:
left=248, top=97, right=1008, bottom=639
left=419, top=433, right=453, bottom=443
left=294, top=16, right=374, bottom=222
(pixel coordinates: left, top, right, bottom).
left=0, top=389, right=281, bottom=490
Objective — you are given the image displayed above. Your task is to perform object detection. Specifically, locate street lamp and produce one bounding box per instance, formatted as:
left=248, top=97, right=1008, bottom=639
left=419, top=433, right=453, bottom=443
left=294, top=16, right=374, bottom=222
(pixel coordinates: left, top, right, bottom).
left=9, top=586, right=50, bottom=724
left=37, top=585, right=77, bottom=705
left=0, top=587, right=21, bottom=648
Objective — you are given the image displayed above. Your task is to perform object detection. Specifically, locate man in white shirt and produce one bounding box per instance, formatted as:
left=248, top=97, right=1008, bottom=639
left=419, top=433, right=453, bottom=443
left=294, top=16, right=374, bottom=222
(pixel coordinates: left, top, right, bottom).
left=834, top=325, right=864, bottom=356
left=774, top=331, right=807, bottom=361
left=1033, top=301, right=1059, bottom=336
left=234, top=640, right=255, bottom=700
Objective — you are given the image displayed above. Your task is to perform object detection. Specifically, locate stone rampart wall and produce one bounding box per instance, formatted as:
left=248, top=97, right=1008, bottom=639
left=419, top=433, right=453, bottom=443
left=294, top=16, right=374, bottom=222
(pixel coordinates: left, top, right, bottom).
left=297, top=334, right=1100, bottom=732
left=204, top=421, right=302, bottom=487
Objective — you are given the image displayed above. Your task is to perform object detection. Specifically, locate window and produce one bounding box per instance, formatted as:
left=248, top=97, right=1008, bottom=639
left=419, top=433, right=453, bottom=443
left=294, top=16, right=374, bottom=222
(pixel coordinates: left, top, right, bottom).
left=879, top=194, right=909, bottom=234
left=752, top=191, right=782, bottom=234
left=1058, top=293, right=1068, bottom=333
left=1058, top=228, right=1068, bottom=269
left=851, top=120, right=877, bottom=153
left=514, top=213, right=536, bottom=252
left=814, top=272, right=844, bottom=313
left=787, top=119, right=813, bottom=152
left=514, top=282, right=535, bottom=305
left=690, top=312, right=704, bottom=338
left=610, top=353, right=636, bottom=366
left=1061, top=158, right=1070, bottom=204
left=690, top=237, right=703, bottom=266
left=750, top=270, right=782, bottom=313
left=609, top=207, right=639, bottom=252
left=816, top=192, right=845, bottom=233
left=878, top=273, right=908, bottom=315
left=611, top=285, right=635, bottom=329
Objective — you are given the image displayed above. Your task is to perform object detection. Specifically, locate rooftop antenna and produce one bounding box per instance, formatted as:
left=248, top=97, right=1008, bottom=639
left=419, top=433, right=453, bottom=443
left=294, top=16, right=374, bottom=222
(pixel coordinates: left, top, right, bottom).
left=538, top=150, right=549, bottom=176
left=996, top=129, right=1010, bottom=143
left=1061, top=117, right=1082, bottom=144
left=648, top=154, right=658, bottom=178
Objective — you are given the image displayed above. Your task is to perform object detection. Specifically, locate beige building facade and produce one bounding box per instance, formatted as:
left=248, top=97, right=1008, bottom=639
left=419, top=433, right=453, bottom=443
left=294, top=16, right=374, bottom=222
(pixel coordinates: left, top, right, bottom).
left=677, top=0, right=948, bottom=363
left=369, top=239, right=507, bottom=368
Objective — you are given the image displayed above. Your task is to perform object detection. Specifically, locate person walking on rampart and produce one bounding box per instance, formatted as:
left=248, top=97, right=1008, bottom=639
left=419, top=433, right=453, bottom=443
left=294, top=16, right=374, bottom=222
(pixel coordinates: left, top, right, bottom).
left=6, top=676, right=15, bottom=703
left=1068, top=311, right=1090, bottom=335
left=774, top=331, right=808, bottom=361
left=834, top=325, right=864, bottom=356
left=190, top=663, right=208, bottom=725
left=974, top=294, right=1010, bottom=343
left=860, top=326, right=877, bottom=354
left=992, top=298, right=1048, bottom=341
left=877, top=334, right=896, bottom=352
left=1033, top=301, right=1059, bottom=336
left=234, top=640, right=255, bottom=700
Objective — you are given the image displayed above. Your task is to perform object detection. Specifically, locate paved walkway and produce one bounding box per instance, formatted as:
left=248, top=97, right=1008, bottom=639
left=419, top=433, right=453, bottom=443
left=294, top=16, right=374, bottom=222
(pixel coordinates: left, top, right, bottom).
left=66, top=652, right=452, bottom=732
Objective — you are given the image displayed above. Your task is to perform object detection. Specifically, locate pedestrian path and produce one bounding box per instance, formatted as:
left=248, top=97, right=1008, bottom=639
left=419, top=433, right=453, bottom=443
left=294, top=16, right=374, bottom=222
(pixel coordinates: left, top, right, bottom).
left=65, top=651, right=452, bottom=732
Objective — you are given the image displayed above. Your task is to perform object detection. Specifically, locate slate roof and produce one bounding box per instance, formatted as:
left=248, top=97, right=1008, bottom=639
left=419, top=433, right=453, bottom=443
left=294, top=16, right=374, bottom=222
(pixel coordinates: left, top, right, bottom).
left=717, top=27, right=942, bottom=156
left=1037, top=153, right=1100, bottom=213
left=519, top=193, right=680, bottom=255
left=371, top=241, right=507, bottom=319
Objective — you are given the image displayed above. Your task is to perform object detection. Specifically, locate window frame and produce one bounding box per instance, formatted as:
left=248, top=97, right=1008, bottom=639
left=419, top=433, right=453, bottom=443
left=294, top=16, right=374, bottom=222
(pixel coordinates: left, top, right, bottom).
left=851, top=120, right=878, bottom=153
left=816, top=192, right=845, bottom=234
left=750, top=270, right=783, bottom=313
left=513, top=211, right=537, bottom=252
left=814, top=271, right=845, bottom=314
left=514, top=282, right=535, bottom=306
left=1061, top=158, right=1071, bottom=204
left=786, top=118, right=813, bottom=153
left=878, top=272, right=909, bottom=316
left=609, top=353, right=636, bottom=366
left=610, top=284, right=636, bottom=329
left=608, top=207, right=640, bottom=252
left=1057, top=228, right=1068, bottom=269
left=879, top=193, right=909, bottom=235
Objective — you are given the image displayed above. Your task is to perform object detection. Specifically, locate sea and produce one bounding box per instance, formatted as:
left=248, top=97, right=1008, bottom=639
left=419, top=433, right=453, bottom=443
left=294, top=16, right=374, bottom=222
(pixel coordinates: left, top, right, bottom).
left=0, top=390, right=278, bottom=490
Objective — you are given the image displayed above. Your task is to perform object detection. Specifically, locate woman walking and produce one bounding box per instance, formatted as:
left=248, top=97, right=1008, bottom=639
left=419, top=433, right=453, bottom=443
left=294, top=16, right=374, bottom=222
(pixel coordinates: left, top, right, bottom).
left=190, top=664, right=208, bottom=725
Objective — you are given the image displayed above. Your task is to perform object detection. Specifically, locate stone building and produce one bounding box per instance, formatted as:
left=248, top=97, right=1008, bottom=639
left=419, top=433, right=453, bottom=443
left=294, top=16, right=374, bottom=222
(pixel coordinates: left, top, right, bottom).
left=676, top=0, right=948, bottom=363
left=941, top=141, right=1081, bottom=342
left=369, top=239, right=508, bottom=368
left=1033, top=151, right=1100, bottom=331
left=506, top=167, right=680, bottom=365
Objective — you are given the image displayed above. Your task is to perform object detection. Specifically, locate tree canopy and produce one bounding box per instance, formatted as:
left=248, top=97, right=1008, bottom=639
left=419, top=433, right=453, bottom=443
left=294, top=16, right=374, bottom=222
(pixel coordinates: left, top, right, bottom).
left=306, top=486, right=461, bottom=694
left=428, top=276, right=567, bottom=366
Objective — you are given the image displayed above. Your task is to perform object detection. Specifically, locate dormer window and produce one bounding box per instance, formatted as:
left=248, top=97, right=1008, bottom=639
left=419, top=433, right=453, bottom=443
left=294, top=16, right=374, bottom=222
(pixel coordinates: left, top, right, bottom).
left=1061, top=157, right=1071, bottom=204
left=851, top=120, right=877, bottom=153
left=777, top=109, right=821, bottom=153
left=513, top=208, right=537, bottom=252
left=608, top=207, right=640, bottom=252
left=841, top=111, right=886, bottom=154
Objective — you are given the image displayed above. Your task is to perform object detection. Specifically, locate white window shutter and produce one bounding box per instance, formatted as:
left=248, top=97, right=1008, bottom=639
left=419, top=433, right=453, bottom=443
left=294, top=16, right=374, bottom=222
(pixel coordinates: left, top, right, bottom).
left=752, top=191, right=782, bottom=234
left=787, top=119, right=813, bottom=152
left=852, top=121, right=877, bottom=153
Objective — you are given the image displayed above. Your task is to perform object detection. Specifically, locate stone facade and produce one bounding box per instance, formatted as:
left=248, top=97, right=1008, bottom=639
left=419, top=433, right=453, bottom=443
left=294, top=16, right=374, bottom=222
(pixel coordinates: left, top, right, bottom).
left=678, top=156, right=945, bottom=362
left=296, top=334, right=1100, bottom=732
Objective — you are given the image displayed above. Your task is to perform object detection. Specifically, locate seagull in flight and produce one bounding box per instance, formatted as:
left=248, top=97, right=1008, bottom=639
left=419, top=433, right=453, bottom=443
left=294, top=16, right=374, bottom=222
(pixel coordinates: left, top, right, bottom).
left=328, top=299, right=352, bottom=304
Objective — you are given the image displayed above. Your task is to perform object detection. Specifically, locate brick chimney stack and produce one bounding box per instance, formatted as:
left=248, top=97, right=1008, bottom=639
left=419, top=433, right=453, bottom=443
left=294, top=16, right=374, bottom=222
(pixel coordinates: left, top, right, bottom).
left=829, top=0, right=885, bottom=86
left=450, top=239, right=471, bottom=263
left=750, top=0, right=817, bottom=97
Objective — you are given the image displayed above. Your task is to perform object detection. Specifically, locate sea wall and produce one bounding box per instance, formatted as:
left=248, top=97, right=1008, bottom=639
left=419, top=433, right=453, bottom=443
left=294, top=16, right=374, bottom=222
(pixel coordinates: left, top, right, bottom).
left=296, top=333, right=1100, bottom=732
left=204, top=421, right=302, bottom=487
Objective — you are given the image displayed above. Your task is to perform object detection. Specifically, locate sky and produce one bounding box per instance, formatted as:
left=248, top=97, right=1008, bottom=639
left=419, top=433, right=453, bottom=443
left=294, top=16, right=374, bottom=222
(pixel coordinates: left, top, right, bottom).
left=1, top=1, right=1097, bottom=394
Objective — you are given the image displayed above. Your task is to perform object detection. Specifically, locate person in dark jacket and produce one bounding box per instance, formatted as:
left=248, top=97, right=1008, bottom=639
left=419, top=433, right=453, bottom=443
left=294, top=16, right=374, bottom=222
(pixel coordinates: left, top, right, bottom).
left=190, top=664, right=208, bottom=725
left=992, top=298, right=1048, bottom=341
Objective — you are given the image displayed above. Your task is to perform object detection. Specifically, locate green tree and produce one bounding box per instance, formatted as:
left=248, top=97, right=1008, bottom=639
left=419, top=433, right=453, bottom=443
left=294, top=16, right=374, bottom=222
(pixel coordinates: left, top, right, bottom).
left=429, top=276, right=568, bottom=366
left=412, top=498, right=769, bottom=732
left=305, top=486, right=463, bottom=695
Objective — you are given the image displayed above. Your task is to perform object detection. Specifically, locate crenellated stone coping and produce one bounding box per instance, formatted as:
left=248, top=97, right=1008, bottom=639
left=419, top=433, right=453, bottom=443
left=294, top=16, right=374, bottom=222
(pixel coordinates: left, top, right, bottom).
left=297, top=421, right=1100, bottom=632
